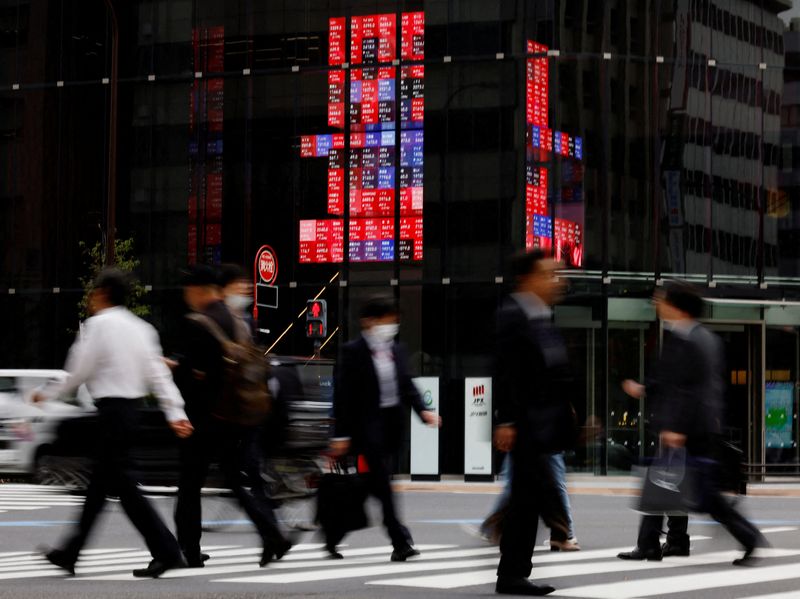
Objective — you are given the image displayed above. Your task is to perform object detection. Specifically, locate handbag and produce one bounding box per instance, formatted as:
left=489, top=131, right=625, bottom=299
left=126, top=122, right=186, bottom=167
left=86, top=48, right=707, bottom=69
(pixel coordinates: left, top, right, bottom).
left=638, top=446, right=701, bottom=515
left=316, top=457, right=369, bottom=545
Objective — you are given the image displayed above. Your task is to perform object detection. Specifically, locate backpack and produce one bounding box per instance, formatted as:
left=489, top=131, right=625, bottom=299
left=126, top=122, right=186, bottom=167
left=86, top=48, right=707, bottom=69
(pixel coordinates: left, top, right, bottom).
left=187, top=313, right=271, bottom=426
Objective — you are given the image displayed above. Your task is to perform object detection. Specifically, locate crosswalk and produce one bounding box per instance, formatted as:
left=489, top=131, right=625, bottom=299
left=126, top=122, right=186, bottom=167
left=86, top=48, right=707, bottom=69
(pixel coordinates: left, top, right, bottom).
left=0, top=529, right=799, bottom=597
left=0, top=484, right=83, bottom=513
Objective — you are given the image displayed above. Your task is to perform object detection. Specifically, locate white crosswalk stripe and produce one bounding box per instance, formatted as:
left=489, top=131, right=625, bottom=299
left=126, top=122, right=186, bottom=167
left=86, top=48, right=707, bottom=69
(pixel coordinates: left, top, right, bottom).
left=0, top=527, right=797, bottom=597
left=0, top=484, right=83, bottom=512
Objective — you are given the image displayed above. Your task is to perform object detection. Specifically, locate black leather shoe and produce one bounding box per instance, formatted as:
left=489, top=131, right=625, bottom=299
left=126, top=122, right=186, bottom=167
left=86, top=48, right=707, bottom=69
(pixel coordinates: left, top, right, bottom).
left=390, top=546, right=421, bottom=562
left=274, top=539, right=292, bottom=561
left=496, top=576, right=555, bottom=596
left=184, top=552, right=210, bottom=568
left=617, top=547, right=662, bottom=561
left=326, top=544, right=344, bottom=560
left=661, top=543, right=690, bottom=557
left=733, top=546, right=762, bottom=567
left=40, top=546, right=76, bottom=576
left=259, top=548, right=274, bottom=567
left=132, top=555, right=187, bottom=578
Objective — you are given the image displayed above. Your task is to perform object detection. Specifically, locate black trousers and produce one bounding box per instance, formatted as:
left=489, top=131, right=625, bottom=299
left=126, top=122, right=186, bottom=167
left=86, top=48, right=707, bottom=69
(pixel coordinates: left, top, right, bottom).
left=362, top=449, right=412, bottom=550
left=638, top=515, right=689, bottom=551
left=61, top=398, right=181, bottom=564
left=497, top=451, right=565, bottom=578
left=175, top=419, right=285, bottom=558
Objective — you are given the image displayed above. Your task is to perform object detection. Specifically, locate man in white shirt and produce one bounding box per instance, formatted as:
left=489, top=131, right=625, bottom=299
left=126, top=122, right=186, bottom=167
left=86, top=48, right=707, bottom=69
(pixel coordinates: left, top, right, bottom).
left=34, top=268, right=193, bottom=578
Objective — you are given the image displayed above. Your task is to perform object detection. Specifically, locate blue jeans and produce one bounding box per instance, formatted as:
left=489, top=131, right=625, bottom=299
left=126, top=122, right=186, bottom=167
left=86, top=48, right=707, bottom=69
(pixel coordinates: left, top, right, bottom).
left=482, top=452, right=575, bottom=540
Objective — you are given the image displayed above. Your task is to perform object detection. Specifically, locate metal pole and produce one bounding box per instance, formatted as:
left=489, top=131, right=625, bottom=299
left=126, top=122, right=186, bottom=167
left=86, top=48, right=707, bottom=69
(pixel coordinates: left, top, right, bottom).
left=103, top=0, right=118, bottom=265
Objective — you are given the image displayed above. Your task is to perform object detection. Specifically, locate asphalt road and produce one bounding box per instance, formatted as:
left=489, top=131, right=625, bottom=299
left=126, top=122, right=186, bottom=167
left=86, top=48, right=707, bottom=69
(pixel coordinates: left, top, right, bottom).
left=1, top=483, right=800, bottom=598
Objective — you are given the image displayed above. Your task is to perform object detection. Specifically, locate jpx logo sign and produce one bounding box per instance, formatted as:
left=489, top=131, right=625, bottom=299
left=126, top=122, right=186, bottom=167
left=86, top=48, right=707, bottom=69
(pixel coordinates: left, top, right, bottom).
left=472, top=384, right=486, bottom=406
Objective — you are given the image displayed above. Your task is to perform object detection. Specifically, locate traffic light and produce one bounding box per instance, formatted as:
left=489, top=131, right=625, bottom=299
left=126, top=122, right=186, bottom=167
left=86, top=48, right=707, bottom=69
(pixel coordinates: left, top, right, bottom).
left=306, top=299, right=328, bottom=339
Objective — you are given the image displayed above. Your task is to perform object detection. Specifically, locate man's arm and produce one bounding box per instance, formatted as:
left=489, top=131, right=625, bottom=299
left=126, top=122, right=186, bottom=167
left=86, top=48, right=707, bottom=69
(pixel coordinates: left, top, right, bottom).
left=395, top=345, right=441, bottom=428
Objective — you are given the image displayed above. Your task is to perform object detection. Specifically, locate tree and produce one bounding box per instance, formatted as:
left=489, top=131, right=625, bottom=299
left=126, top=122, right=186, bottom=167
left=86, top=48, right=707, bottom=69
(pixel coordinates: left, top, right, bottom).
left=77, top=237, right=150, bottom=321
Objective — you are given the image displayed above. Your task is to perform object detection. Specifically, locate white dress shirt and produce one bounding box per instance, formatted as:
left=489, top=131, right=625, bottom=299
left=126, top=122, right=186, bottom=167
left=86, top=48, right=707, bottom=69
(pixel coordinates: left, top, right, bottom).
left=364, top=333, right=399, bottom=409
left=43, top=306, right=188, bottom=422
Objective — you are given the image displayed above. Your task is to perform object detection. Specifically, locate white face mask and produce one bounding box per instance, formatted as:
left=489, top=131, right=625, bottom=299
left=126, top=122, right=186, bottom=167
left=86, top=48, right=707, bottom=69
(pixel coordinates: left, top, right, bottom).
left=225, top=294, right=252, bottom=312
left=369, top=323, right=399, bottom=344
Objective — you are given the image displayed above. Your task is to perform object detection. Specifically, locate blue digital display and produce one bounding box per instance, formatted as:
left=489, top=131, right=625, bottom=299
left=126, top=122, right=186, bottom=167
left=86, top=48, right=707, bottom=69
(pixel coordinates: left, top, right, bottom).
left=532, top=214, right=552, bottom=237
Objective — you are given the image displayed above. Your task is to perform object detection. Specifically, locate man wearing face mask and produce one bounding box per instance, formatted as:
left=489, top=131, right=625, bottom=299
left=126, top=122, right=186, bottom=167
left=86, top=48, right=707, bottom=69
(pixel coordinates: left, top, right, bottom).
left=329, top=296, right=441, bottom=561
left=219, top=264, right=256, bottom=340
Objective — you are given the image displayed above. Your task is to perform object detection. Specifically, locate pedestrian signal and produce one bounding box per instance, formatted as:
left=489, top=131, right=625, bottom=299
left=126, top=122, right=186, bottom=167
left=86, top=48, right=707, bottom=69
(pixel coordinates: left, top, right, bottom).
left=306, top=299, right=327, bottom=339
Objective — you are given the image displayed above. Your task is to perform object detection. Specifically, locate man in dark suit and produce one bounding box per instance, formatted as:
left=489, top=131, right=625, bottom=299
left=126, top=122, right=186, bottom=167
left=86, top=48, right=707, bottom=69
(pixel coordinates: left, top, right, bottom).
left=493, top=250, right=575, bottom=597
left=329, top=296, right=441, bottom=561
left=172, top=265, right=290, bottom=569
left=617, top=282, right=766, bottom=566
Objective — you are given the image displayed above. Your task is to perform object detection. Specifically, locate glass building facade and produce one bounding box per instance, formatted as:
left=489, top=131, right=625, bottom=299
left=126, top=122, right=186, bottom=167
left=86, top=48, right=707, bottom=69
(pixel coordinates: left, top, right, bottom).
left=2, top=0, right=800, bottom=476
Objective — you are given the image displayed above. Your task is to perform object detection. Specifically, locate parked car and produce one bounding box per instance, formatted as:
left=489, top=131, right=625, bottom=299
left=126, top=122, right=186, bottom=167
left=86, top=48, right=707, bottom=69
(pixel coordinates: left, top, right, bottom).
left=0, top=369, right=95, bottom=483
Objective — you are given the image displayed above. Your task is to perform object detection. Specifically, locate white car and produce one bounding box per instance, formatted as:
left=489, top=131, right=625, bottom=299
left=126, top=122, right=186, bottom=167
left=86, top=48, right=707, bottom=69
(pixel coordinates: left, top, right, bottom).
left=0, top=369, right=94, bottom=479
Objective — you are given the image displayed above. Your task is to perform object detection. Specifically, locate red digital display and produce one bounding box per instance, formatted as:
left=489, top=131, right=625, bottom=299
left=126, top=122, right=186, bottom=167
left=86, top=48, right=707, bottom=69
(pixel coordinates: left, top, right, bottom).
left=525, top=40, right=585, bottom=268
left=298, top=12, right=425, bottom=264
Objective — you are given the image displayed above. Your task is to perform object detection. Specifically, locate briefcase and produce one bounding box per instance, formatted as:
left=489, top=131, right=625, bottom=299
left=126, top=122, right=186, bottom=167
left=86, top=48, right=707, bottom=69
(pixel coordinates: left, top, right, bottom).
left=316, top=459, right=369, bottom=545
left=638, top=447, right=701, bottom=515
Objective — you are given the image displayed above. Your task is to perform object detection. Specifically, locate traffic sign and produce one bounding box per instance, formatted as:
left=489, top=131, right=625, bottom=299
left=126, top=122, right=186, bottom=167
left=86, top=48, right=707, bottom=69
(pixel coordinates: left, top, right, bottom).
left=256, top=245, right=278, bottom=285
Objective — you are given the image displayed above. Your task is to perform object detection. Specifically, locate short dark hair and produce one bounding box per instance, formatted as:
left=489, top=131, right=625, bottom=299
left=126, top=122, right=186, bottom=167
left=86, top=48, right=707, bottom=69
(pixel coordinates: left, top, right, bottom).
left=218, top=263, right=247, bottom=288
left=510, top=249, right=549, bottom=285
left=359, top=295, right=398, bottom=320
left=663, top=281, right=704, bottom=319
left=93, top=268, right=131, bottom=307
left=181, top=264, right=219, bottom=288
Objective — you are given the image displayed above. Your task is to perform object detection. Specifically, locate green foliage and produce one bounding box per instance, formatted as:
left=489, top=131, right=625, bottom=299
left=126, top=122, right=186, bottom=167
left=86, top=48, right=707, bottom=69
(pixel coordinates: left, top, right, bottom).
left=78, top=237, right=150, bottom=321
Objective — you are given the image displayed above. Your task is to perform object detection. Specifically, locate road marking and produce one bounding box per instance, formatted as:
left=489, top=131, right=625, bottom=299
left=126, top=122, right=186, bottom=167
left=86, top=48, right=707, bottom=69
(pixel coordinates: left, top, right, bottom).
left=760, top=526, right=798, bottom=534
left=78, top=545, right=457, bottom=581
left=366, top=549, right=800, bottom=589
left=552, top=553, right=800, bottom=598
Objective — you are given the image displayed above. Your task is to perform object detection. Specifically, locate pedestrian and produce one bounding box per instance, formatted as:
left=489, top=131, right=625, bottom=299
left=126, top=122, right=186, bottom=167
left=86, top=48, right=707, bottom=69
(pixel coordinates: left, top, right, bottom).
left=328, top=295, right=441, bottom=561
left=34, top=268, right=192, bottom=578
left=219, top=263, right=256, bottom=339
left=617, top=282, right=767, bottom=565
left=172, top=265, right=290, bottom=568
left=493, top=250, right=577, bottom=596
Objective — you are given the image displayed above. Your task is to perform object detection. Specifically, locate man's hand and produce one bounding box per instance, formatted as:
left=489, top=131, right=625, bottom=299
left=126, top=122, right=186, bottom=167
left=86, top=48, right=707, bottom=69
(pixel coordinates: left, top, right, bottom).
left=169, top=419, right=194, bottom=439
left=162, top=357, right=179, bottom=370
left=493, top=425, right=517, bottom=453
left=421, top=410, right=442, bottom=428
left=660, top=430, right=686, bottom=448
left=329, top=438, right=351, bottom=457
left=622, top=379, right=645, bottom=399
left=31, top=392, right=46, bottom=404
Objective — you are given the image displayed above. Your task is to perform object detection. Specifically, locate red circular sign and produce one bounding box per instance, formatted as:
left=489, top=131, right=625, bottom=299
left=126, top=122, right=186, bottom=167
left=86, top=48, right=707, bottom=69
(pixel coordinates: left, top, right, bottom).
left=257, top=246, right=278, bottom=285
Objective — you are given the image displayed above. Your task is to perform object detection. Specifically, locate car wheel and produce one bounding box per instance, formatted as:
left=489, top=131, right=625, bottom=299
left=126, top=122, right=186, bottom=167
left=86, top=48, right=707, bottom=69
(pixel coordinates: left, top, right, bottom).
left=34, top=454, right=91, bottom=493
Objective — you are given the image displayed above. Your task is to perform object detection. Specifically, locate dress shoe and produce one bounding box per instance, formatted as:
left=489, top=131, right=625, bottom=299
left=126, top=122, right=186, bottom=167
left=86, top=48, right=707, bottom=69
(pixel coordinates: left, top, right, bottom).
left=733, top=546, right=763, bottom=567
left=132, top=555, right=187, bottom=578
left=39, top=546, right=76, bottom=576
left=184, top=552, right=210, bottom=568
left=617, top=547, right=662, bottom=561
left=390, top=545, right=421, bottom=562
left=325, top=544, right=344, bottom=560
left=496, top=576, right=555, bottom=596
left=661, top=543, right=690, bottom=557
left=550, top=538, right=581, bottom=552
left=274, top=539, right=292, bottom=561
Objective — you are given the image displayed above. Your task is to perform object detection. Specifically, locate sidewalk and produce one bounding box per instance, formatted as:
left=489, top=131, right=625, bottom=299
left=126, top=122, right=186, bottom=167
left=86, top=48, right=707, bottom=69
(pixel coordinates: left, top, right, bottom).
left=393, top=475, right=800, bottom=498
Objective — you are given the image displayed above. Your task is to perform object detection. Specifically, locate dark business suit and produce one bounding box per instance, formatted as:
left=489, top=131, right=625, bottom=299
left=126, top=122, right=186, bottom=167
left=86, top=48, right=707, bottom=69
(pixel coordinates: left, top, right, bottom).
left=174, top=300, right=285, bottom=561
left=637, top=324, right=763, bottom=553
left=333, top=336, right=426, bottom=549
left=494, top=295, right=576, bottom=579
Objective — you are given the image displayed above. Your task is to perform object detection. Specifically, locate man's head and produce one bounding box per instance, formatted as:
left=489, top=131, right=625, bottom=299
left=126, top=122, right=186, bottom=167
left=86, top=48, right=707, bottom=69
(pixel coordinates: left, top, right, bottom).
left=511, top=250, right=566, bottom=306
left=181, top=264, right=221, bottom=312
left=89, top=268, right=130, bottom=314
left=219, top=264, right=252, bottom=312
left=655, top=281, right=704, bottom=322
left=359, top=296, right=399, bottom=342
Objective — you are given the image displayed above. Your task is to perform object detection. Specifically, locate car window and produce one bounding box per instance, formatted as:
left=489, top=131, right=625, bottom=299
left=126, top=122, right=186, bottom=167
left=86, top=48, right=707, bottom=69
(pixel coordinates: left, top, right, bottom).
left=0, top=377, right=17, bottom=393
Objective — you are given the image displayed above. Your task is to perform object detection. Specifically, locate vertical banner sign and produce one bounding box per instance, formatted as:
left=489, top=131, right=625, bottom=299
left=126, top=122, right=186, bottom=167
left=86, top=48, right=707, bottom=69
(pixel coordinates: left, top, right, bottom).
left=410, top=377, right=439, bottom=476
left=464, top=378, right=492, bottom=476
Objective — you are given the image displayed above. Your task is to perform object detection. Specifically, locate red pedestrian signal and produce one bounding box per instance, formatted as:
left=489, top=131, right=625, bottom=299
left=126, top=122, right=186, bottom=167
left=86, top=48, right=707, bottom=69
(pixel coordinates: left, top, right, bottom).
left=306, top=299, right=328, bottom=339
